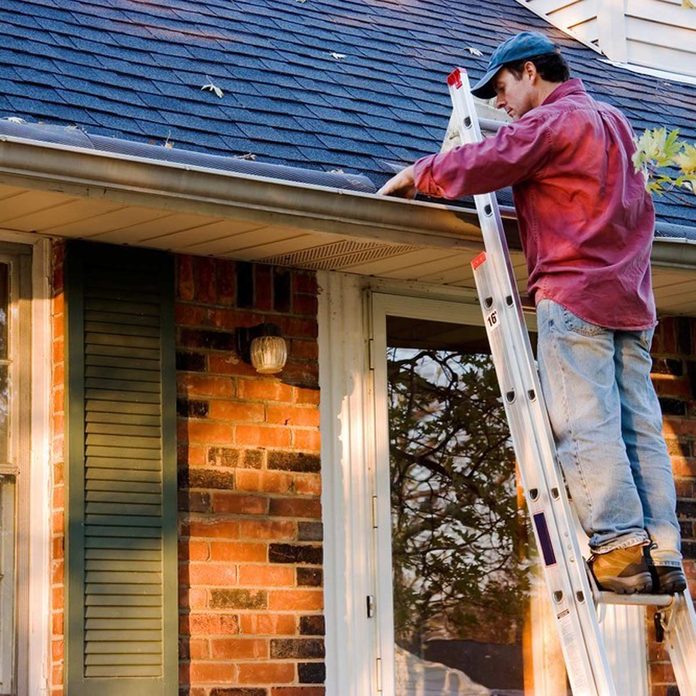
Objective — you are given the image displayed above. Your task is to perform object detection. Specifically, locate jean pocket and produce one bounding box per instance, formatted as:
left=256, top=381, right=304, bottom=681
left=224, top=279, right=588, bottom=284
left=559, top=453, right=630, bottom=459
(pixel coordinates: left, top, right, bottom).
left=639, top=327, right=654, bottom=352
left=560, top=307, right=606, bottom=337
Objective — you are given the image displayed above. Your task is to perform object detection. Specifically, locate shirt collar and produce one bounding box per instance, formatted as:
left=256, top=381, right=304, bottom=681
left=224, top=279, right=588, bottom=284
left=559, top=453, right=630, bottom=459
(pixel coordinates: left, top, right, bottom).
left=542, top=78, right=586, bottom=106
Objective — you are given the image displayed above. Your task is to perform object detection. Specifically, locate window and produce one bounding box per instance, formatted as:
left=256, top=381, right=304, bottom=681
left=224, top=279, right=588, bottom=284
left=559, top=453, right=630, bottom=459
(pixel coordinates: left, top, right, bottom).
left=0, top=246, right=31, bottom=696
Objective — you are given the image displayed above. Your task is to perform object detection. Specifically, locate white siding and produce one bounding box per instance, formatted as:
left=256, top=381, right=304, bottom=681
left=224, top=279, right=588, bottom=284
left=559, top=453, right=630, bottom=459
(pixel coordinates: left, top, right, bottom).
left=516, top=0, right=696, bottom=78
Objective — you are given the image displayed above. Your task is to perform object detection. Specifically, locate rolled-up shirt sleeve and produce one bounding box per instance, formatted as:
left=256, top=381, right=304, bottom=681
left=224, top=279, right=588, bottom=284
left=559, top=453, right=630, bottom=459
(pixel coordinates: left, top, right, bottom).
left=413, top=113, right=553, bottom=199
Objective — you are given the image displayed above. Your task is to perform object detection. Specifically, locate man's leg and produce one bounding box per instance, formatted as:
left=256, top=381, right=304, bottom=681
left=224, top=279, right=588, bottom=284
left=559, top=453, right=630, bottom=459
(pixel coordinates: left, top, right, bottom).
left=536, top=300, right=651, bottom=591
left=614, top=328, right=684, bottom=591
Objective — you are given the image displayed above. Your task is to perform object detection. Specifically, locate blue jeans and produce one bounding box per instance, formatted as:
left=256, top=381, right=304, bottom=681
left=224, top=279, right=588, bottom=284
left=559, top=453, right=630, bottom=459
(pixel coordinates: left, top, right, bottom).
left=536, top=299, right=681, bottom=567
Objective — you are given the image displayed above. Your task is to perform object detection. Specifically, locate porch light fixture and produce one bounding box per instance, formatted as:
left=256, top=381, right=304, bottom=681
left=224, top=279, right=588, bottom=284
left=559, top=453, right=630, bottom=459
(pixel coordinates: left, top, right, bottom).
left=236, top=322, right=288, bottom=375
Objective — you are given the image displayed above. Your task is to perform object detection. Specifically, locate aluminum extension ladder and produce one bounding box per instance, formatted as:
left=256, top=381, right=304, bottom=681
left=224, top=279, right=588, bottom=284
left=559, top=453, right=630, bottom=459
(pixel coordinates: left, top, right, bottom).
left=446, top=67, right=696, bottom=696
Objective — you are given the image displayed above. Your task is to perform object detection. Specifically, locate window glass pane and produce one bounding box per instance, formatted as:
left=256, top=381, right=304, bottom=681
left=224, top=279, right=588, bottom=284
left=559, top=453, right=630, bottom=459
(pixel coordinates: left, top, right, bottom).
left=0, top=365, right=8, bottom=464
left=0, top=476, right=15, bottom=694
left=386, top=317, right=568, bottom=695
left=0, top=264, right=7, bottom=361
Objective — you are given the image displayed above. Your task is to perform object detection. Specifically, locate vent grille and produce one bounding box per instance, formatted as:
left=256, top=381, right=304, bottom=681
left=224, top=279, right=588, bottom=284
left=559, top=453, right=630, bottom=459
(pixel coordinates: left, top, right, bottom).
left=260, top=240, right=421, bottom=270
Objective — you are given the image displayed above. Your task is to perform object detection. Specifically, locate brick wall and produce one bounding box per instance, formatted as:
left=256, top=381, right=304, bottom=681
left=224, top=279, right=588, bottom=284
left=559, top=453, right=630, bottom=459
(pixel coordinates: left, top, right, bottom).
left=647, top=316, right=696, bottom=696
left=50, top=240, right=66, bottom=696
left=176, top=256, right=324, bottom=696
left=46, top=242, right=695, bottom=696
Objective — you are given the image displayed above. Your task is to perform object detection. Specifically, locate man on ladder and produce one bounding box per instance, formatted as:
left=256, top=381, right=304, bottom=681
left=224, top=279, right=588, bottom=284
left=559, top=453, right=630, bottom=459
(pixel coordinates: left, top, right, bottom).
left=378, top=31, right=686, bottom=596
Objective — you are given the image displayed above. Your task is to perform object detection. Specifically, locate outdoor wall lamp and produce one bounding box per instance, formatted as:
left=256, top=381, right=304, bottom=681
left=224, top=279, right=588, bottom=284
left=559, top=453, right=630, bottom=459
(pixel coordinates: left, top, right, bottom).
left=236, top=322, right=288, bottom=375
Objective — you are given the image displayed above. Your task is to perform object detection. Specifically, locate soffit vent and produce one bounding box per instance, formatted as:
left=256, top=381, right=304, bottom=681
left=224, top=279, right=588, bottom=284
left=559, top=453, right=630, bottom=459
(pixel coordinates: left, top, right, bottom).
left=260, top=239, right=421, bottom=270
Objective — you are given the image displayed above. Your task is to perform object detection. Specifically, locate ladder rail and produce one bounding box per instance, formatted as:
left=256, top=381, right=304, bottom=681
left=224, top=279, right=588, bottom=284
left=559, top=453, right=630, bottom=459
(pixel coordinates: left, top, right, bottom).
left=448, top=67, right=618, bottom=696
left=443, top=65, right=696, bottom=696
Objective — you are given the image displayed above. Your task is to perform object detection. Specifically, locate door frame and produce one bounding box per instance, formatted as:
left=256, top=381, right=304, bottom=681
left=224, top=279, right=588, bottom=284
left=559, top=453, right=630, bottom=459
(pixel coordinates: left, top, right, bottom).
left=319, top=273, right=647, bottom=696
left=369, top=292, right=484, bottom=694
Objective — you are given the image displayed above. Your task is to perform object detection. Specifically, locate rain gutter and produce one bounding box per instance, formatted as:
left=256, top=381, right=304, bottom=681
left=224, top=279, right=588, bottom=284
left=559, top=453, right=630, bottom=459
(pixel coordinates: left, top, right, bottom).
left=0, top=134, right=693, bottom=270
left=0, top=134, right=493, bottom=251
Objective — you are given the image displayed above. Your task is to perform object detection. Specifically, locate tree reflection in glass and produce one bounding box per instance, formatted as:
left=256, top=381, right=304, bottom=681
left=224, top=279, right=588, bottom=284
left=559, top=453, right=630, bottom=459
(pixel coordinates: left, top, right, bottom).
left=388, top=347, right=531, bottom=694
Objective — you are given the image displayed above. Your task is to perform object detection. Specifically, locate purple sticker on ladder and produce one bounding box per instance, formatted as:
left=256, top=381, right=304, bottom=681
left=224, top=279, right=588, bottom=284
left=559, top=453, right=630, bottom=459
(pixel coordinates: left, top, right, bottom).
left=533, top=512, right=557, bottom=567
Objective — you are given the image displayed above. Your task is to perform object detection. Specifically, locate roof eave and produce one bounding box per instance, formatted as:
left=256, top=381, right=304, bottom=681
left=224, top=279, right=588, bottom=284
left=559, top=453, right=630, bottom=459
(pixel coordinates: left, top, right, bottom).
left=0, top=135, right=490, bottom=252
left=0, top=135, right=693, bottom=272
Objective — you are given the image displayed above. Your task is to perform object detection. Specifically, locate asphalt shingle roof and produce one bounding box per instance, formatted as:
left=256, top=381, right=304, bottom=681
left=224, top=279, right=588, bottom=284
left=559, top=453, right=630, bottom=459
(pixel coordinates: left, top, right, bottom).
left=0, top=0, right=694, bottom=228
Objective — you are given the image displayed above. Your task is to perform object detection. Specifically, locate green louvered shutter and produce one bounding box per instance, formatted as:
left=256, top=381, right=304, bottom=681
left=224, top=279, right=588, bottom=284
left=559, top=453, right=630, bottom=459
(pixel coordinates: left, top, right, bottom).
left=65, top=241, right=177, bottom=696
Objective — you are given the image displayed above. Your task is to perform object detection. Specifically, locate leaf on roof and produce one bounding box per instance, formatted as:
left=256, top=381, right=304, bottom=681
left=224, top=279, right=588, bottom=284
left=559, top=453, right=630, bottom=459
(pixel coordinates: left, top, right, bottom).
left=296, top=0, right=307, bottom=3
left=5, top=116, right=26, bottom=124
left=683, top=0, right=695, bottom=8
left=466, top=47, right=483, bottom=57
left=330, top=52, right=347, bottom=60
left=235, top=152, right=257, bottom=161
left=201, top=76, right=224, bottom=98
left=675, top=143, right=696, bottom=175
left=328, top=168, right=345, bottom=174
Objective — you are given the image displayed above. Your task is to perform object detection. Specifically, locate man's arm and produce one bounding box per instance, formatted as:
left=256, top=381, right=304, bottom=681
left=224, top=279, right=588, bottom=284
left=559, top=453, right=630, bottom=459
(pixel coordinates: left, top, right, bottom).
left=379, top=115, right=551, bottom=200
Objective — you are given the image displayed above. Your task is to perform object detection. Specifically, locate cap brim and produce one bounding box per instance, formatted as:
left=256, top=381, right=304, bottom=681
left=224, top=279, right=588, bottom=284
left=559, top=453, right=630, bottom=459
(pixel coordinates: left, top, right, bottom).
left=470, top=67, right=500, bottom=99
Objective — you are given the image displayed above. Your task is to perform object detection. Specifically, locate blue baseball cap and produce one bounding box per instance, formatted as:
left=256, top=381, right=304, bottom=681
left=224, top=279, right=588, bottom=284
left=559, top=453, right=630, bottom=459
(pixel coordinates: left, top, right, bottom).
left=471, top=31, right=557, bottom=99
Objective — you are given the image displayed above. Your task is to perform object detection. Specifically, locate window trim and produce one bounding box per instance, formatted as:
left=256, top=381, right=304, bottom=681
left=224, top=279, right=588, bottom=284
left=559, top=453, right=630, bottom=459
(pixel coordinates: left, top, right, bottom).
left=0, top=234, right=52, bottom=696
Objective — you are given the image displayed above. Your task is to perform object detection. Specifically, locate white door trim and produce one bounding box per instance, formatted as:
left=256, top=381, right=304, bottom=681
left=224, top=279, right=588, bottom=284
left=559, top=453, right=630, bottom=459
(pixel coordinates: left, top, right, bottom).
left=319, top=274, right=647, bottom=696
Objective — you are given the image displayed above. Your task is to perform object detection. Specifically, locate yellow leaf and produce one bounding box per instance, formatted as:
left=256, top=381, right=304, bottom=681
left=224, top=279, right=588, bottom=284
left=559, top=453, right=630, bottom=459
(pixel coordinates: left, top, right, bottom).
left=674, top=143, right=696, bottom=174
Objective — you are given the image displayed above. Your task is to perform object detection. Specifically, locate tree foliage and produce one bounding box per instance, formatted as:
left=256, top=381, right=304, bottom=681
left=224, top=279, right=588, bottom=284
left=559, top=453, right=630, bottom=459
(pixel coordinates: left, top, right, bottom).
left=387, top=348, right=530, bottom=652
left=633, top=128, right=696, bottom=195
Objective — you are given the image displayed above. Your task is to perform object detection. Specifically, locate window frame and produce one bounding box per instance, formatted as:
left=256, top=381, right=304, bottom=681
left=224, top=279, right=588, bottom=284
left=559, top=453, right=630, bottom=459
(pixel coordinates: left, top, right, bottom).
left=0, top=235, right=52, bottom=696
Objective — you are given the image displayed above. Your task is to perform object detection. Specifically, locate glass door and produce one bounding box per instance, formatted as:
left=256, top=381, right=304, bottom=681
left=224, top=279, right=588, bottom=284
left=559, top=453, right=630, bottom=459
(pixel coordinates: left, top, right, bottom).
left=370, top=294, right=567, bottom=696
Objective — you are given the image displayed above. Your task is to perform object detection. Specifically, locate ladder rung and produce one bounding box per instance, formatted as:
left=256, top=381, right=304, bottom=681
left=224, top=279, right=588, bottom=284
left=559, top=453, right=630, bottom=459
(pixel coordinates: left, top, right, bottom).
left=595, top=591, right=675, bottom=608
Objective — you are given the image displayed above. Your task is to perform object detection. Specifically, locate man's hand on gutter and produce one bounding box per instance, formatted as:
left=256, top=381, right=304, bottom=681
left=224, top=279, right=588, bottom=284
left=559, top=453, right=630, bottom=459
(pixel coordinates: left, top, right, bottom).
left=377, top=165, right=417, bottom=198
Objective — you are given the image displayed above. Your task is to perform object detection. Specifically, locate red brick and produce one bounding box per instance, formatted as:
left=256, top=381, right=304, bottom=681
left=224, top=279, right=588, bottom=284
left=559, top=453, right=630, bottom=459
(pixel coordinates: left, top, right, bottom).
left=237, top=662, right=294, bottom=685
left=188, top=660, right=236, bottom=684
left=669, top=456, right=696, bottom=477
left=238, top=565, right=295, bottom=587
left=293, top=429, right=321, bottom=452
left=179, top=588, right=208, bottom=610
left=187, top=638, right=211, bottom=660
left=183, top=613, right=240, bottom=636
left=272, top=689, right=325, bottom=696
left=269, top=498, right=322, bottom=519
left=178, top=256, right=195, bottom=301
left=209, top=353, right=258, bottom=377
left=186, top=519, right=241, bottom=539
left=180, top=421, right=235, bottom=445
left=209, top=400, right=265, bottom=422
left=179, top=444, right=208, bottom=467
left=178, top=374, right=235, bottom=399
left=237, top=470, right=294, bottom=495
left=239, top=520, right=296, bottom=541
left=210, top=541, right=267, bottom=562
left=238, top=379, right=295, bottom=403
left=294, top=475, right=322, bottom=497
left=255, top=265, right=273, bottom=311
left=216, top=258, right=236, bottom=305
left=212, top=491, right=269, bottom=515
left=239, top=614, right=297, bottom=636
left=236, top=425, right=292, bottom=448
left=267, top=406, right=320, bottom=427
left=210, top=638, right=269, bottom=659
left=186, top=562, right=238, bottom=587
left=290, top=338, right=318, bottom=360
left=268, top=590, right=323, bottom=611
left=179, top=540, right=210, bottom=562
left=293, top=272, right=317, bottom=295
left=292, top=293, right=318, bottom=317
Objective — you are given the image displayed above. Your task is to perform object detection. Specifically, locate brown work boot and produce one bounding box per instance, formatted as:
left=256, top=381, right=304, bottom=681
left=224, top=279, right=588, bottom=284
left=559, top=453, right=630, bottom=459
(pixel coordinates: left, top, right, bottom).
left=588, top=544, right=653, bottom=594
left=650, top=565, right=687, bottom=595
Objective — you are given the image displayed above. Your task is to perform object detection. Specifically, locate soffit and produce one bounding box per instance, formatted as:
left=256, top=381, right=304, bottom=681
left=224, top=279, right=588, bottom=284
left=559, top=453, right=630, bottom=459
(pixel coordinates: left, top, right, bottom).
left=2, top=181, right=696, bottom=317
